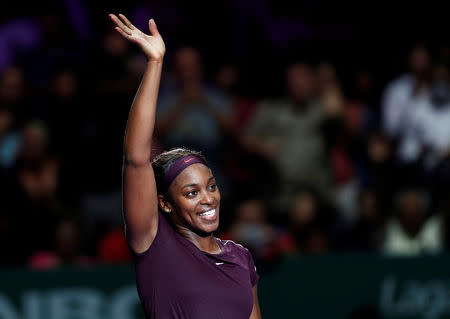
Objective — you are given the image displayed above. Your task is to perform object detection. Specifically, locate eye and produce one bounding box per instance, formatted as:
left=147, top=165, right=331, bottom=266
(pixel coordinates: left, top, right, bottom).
left=208, top=184, right=217, bottom=191
left=186, top=190, right=198, bottom=198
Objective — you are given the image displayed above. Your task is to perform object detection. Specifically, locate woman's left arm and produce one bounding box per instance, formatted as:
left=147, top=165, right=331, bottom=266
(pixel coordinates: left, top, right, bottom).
left=249, top=286, right=262, bottom=319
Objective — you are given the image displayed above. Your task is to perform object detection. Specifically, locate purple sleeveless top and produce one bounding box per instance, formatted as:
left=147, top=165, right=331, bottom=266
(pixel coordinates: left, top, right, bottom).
left=131, top=211, right=259, bottom=319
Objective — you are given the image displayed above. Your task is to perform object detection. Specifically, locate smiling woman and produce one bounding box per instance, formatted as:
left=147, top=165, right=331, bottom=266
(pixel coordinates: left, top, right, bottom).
left=109, top=13, right=261, bottom=319
left=153, top=149, right=221, bottom=238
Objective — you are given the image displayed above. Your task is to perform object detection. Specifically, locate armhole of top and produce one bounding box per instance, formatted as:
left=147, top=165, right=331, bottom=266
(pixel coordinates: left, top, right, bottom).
left=128, top=212, right=163, bottom=260
left=245, top=247, right=260, bottom=287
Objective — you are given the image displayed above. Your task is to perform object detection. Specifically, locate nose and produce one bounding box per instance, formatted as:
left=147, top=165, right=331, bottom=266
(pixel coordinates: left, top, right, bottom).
left=200, top=189, right=214, bottom=206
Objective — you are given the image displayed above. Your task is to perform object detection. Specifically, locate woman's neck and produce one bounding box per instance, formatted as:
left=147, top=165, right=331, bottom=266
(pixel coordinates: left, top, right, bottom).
left=175, top=225, right=221, bottom=254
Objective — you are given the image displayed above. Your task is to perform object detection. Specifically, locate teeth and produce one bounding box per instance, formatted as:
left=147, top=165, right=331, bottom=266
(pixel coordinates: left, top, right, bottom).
left=199, top=209, right=215, bottom=217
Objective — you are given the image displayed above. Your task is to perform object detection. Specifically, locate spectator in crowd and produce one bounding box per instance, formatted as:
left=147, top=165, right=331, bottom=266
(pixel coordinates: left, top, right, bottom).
left=17, top=120, right=49, bottom=164
left=316, top=61, right=339, bottom=97
left=1, top=120, right=74, bottom=264
left=79, top=27, right=136, bottom=193
left=338, top=189, right=383, bottom=252
left=348, top=69, right=379, bottom=131
left=320, top=83, right=360, bottom=222
left=382, top=44, right=431, bottom=137
left=382, top=188, right=443, bottom=256
left=381, top=45, right=432, bottom=168
left=417, top=62, right=450, bottom=171
left=344, top=68, right=379, bottom=167
left=285, top=188, right=331, bottom=254
left=4, top=153, right=73, bottom=264
left=363, top=131, right=397, bottom=209
left=221, top=198, right=276, bottom=261
left=0, top=67, right=27, bottom=170
left=43, top=69, right=85, bottom=205
left=214, top=63, right=279, bottom=198
left=243, top=62, right=333, bottom=212
left=215, top=64, right=258, bottom=131
left=28, top=218, right=92, bottom=269
left=383, top=60, right=450, bottom=192
left=0, top=66, right=26, bottom=115
left=155, top=47, right=233, bottom=192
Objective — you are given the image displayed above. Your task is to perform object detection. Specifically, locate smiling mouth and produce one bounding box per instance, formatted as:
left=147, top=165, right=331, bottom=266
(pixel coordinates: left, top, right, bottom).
left=197, top=208, right=217, bottom=221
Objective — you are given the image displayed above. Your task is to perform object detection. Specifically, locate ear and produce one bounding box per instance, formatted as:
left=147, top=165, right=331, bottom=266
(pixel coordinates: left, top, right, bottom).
left=158, top=194, right=174, bottom=214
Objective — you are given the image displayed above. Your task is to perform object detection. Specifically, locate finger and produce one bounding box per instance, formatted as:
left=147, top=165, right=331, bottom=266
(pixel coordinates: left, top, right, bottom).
left=109, top=14, right=132, bottom=35
left=148, top=19, right=160, bottom=36
left=118, top=14, right=135, bottom=30
left=110, top=14, right=131, bottom=34
left=114, top=26, right=133, bottom=40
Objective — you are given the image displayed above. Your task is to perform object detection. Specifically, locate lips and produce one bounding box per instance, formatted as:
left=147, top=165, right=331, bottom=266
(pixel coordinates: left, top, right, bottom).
left=197, top=208, right=217, bottom=221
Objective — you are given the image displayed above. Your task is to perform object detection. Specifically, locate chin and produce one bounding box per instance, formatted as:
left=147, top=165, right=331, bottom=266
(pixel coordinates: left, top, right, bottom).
left=196, top=217, right=219, bottom=234
left=195, top=208, right=220, bottom=233
left=205, top=221, right=219, bottom=233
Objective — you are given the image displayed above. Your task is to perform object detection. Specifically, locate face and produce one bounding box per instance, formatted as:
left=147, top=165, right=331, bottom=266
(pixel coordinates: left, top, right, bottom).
left=175, top=47, right=203, bottom=83
left=409, top=46, right=430, bottom=76
left=0, top=67, right=24, bottom=103
left=162, top=163, right=220, bottom=235
left=316, top=62, right=337, bottom=92
left=235, top=200, right=265, bottom=224
left=398, top=191, right=425, bottom=234
left=290, top=191, right=317, bottom=227
left=53, top=71, right=77, bottom=99
left=286, top=64, right=315, bottom=102
left=216, top=65, right=238, bottom=92
left=368, top=135, right=390, bottom=163
left=359, top=191, right=378, bottom=220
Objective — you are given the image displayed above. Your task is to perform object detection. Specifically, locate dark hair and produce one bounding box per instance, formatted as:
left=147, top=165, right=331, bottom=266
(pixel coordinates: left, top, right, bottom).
left=152, top=147, right=207, bottom=198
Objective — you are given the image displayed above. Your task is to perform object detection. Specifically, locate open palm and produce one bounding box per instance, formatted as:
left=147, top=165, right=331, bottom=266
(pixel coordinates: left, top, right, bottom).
left=109, top=14, right=165, bottom=62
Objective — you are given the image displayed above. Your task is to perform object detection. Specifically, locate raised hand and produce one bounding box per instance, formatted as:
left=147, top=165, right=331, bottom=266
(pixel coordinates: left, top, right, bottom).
left=109, top=14, right=165, bottom=62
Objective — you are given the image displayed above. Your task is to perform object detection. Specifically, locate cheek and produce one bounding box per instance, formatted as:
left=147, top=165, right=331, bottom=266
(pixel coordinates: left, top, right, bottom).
left=215, top=187, right=222, bottom=201
left=174, top=198, right=199, bottom=218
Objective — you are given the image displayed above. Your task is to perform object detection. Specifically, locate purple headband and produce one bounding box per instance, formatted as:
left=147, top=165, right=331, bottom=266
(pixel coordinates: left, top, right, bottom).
left=163, top=155, right=208, bottom=188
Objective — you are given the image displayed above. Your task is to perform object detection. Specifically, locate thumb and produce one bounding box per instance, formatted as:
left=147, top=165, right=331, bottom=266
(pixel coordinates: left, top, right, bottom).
left=148, top=19, right=159, bottom=36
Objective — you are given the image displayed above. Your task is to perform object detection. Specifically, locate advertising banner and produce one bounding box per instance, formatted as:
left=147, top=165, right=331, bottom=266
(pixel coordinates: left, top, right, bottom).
left=1, top=256, right=449, bottom=319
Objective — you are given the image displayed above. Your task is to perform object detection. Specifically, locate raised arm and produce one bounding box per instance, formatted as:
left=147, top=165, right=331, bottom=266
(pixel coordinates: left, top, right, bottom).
left=110, top=14, right=165, bottom=253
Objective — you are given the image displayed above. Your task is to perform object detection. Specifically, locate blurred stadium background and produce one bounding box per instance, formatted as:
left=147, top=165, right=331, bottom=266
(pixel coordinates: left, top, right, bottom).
left=0, top=0, right=449, bottom=318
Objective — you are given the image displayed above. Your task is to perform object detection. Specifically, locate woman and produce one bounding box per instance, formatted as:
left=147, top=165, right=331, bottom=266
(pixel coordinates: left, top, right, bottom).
left=109, top=14, right=262, bottom=318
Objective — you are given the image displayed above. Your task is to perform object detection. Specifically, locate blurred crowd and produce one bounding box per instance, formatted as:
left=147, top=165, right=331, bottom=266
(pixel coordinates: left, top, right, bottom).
left=0, top=2, right=449, bottom=268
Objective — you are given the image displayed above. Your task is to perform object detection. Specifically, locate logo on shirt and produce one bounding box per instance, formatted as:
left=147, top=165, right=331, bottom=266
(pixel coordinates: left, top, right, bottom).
left=215, top=262, right=224, bottom=266
left=184, top=158, right=194, bottom=163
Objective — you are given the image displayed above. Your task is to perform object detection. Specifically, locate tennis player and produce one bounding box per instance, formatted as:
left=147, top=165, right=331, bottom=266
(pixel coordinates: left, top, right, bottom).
left=109, top=13, right=261, bottom=318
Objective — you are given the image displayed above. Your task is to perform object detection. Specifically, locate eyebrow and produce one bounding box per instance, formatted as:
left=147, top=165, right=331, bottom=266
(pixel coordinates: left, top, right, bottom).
left=182, top=176, right=215, bottom=189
